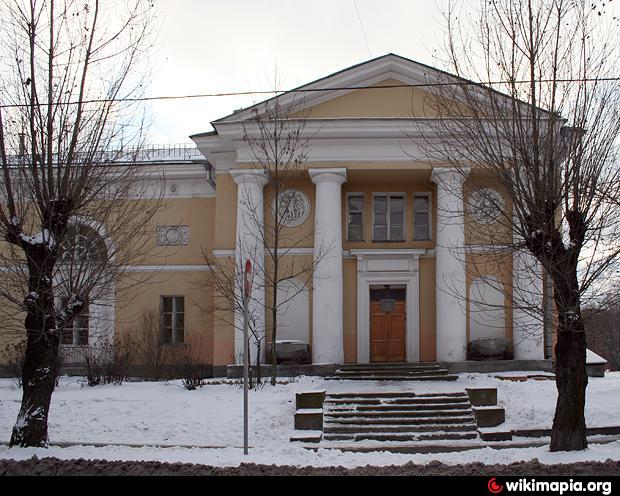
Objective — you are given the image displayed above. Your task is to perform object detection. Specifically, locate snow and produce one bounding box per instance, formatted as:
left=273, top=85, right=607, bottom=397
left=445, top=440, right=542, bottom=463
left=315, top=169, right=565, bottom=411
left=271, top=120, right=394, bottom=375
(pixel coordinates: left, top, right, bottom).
left=18, top=229, right=56, bottom=249
left=0, top=372, right=619, bottom=467
left=587, top=349, right=608, bottom=365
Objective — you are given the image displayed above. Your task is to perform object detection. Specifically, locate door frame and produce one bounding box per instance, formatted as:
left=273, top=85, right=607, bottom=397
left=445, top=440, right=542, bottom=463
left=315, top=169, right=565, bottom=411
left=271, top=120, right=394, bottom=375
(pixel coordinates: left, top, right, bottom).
left=352, top=250, right=424, bottom=363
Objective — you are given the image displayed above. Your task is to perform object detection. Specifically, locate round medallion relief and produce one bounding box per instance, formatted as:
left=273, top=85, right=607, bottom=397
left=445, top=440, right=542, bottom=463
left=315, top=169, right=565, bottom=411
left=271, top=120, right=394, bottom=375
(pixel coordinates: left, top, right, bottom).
left=165, top=227, right=182, bottom=244
left=272, top=189, right=311, bottom=227
left=467, top=188, right=504, bottom=225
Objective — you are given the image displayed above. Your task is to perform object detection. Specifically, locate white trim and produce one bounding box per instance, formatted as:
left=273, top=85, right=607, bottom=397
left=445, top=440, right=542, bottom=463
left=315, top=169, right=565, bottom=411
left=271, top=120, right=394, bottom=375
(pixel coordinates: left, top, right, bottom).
left=123, top=264, right=213, bottom=272
left=353, top=250, right=424, bottom=363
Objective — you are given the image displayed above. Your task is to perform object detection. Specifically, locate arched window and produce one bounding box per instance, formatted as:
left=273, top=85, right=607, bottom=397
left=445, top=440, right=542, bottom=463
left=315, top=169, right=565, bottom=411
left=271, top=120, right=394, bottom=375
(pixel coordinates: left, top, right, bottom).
left=58, top=223, right=108, bottom=352
left=59, top=223, right=108, bottom=264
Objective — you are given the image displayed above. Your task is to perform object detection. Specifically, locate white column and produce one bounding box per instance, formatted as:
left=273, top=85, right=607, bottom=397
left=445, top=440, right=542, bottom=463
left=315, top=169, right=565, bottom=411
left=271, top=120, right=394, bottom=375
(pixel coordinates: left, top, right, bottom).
left=309, top=168, right=347, bottom=364
left=230, top=169, right=269, bottom=365
left=512, top=249, right=545, bottom=359
left=431, top=167, right=469, bottom=362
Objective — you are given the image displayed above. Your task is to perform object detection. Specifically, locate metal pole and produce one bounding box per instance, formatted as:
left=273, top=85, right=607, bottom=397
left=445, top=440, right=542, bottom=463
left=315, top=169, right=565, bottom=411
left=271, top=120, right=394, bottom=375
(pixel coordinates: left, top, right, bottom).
left=243, top=296, right=249, bottom=455
left=243, top=259, right=252, bottom=455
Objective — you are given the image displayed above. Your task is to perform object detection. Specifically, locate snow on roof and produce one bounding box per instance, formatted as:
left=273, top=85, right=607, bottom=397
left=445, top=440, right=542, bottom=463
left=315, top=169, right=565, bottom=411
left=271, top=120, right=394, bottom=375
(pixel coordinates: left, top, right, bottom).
left=586, top=349, right=608, bottom=365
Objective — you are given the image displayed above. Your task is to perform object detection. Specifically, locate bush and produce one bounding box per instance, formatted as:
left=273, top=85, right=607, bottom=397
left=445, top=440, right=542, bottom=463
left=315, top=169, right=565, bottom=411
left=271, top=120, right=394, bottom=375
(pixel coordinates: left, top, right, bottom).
left=175, top=348, right=209, bottom=390
left=1, top=341, right=26, bottom=388
left=84, top=339, right=132, bottom=386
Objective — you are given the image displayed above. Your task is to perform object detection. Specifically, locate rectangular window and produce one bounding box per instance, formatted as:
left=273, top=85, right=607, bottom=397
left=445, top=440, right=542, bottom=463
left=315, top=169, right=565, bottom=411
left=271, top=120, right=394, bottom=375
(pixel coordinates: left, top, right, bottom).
left=61, top=298, right=89, bottom=346
left=347, top=194, right=364, bottom=241
left=161, top=296, right=185, bottom=344
left=373, top=194, right=405, bottom=241
left=413, top=193, right=431, bottom=240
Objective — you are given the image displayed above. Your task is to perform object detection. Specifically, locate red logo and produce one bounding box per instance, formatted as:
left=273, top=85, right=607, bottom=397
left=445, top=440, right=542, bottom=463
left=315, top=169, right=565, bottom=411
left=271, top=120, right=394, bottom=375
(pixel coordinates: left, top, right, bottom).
left=488, top=478, right=504, bottom=494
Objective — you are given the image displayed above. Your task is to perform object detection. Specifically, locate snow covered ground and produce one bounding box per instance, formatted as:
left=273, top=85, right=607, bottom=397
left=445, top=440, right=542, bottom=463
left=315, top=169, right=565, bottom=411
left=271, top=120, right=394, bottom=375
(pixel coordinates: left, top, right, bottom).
left=1, top=372, right=619, bottom=467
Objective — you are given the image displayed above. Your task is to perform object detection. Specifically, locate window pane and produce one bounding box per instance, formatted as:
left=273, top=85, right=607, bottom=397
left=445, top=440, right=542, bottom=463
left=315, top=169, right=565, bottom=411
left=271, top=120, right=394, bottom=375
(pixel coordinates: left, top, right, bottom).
left=414, top=195, right=429, bottom=212
left=176, top=326, right=184, bottom=344
left=349, top=212, right=363, bottom=226
left=391, top=211, right=404, bottom=226
left=390, top=226, right=404, bottom=241
left=374, top=212, right=386, bottom=226
left=175, top=297, right=184, bottom=313
left=348, top=195, right=363, bottom=212
left=163, top=314, right=172, bottom=328
left=175, top=312, right=184, bottom=331
left=374, top=196, right=387, bottom=214
left=162, top=327, right=173, bottom=344
left=61, top=328, right=73, bottom=345
left=415, top=225, right=430, bottom=240
left=77, top=328, right=89, bottom=346
left=373, top=225, right=387, bottom=241
left=162, top=297, right=172, bottom=313
left=390, top=196, right=404, bottom=212
left=348, top=224, right=363, bottom=241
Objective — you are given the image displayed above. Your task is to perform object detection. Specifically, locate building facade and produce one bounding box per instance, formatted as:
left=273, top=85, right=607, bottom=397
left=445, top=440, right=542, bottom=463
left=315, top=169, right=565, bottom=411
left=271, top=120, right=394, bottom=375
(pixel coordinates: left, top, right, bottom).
left=1, top=54, right=553, bottom=370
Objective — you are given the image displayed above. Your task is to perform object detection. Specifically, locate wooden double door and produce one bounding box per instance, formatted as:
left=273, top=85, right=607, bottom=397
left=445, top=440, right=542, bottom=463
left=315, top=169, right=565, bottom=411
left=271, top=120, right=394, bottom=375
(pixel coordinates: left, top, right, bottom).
left=370, top=287, right=406, bottom=362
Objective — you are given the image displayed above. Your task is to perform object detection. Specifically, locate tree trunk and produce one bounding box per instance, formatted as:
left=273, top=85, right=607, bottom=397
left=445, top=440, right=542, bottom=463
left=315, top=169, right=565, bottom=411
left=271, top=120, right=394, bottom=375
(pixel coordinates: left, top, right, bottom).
left=10, top=244, right=65, bottom=448
left=10, top=309, right=59, bottom=447
left=550, top=276, right=588, bottom=452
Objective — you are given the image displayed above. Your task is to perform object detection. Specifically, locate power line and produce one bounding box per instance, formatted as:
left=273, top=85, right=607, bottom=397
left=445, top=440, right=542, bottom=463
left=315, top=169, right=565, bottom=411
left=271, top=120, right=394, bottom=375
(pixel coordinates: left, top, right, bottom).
left=353, top=0, right=372, bottom=58
left=0, top=77, right=619, bottom=109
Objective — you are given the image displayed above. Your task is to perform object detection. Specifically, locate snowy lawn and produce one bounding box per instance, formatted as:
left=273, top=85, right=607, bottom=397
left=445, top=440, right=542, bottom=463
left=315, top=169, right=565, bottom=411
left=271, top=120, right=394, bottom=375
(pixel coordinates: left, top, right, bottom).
left=1, top=372, right=620, bottom=467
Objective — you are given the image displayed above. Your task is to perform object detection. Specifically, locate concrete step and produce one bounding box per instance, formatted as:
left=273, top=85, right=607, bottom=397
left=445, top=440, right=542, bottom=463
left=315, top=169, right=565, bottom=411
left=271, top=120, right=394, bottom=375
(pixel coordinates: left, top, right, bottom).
left=334, top=369, right=451, bottom=377
left=324, top=416, right=475, bottom=426
left=325, top=396, right=469, bottom=406
left=325, top=409, right=472, bottom=419
left=331, top=403, right=471, bottom=413
left=339, top=362, right=440, bottom=369
left=325, top=391, right=466, bottom=400
left=324, top=423, right=477, bottom=434
left=323, top=432, right=479, bottom=442
left=326, top=374, right=459, bottom=381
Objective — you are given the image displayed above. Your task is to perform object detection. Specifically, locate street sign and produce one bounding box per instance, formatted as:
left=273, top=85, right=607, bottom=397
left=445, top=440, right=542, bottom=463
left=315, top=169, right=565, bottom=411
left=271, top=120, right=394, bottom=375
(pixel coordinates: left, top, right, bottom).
left=244, top=259, right=252, bottom=300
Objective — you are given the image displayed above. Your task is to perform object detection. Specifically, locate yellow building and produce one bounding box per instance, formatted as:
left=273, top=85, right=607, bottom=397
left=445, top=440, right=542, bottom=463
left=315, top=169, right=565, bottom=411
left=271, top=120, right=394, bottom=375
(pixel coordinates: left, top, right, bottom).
left=2, top=54, right=554, bottom=374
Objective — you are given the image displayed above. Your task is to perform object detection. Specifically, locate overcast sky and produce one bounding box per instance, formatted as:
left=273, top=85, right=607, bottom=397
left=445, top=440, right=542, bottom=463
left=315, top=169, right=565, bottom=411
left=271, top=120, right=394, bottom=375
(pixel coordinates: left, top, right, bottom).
left=146, top=0, right=459, bottom=144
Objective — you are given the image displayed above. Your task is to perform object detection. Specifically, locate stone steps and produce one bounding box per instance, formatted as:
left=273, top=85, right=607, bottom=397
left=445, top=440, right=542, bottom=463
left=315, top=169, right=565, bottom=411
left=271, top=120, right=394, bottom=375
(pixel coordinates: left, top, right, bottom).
left=323, top=432, right=479, bottom=442
left=316, top=390, right=479, bottom=448
left=324, top=415, right=475, bottom=426
left=331, top=403, right=469, bottom=412
left=326, top=396, right=469, bottom=406
left=326, top=374, right=459, bottom=381
left=324, top=423, right=477, bottom=434
left=326, top=406, right=472, bottom=417
left=328, top=363, right=458, bottom=382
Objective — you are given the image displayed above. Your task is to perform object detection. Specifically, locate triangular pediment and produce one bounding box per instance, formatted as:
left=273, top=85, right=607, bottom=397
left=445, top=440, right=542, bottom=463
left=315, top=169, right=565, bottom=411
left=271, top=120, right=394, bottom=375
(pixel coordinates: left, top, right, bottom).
left=210, top=54, right=454, bottom=124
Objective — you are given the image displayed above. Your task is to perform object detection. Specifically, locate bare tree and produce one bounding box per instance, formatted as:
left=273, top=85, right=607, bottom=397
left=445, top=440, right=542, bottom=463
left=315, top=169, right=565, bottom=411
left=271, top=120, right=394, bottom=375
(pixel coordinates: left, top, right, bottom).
left=424, top=0, right=620, bottom=451
left=0, top=0, right=159, bottom=447
left=205, top=96, right=327, bottom=386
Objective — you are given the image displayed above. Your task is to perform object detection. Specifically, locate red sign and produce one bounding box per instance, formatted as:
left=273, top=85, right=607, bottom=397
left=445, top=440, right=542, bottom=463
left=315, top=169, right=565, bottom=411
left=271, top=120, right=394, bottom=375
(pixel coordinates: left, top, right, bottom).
left=244, top=260, right=252, bottom=299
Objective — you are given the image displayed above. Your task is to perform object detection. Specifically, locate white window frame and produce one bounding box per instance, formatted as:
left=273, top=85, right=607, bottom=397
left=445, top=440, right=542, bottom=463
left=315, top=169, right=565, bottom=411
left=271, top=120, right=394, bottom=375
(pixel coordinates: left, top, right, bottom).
left=160, top=295, right=185, bottom=345
left=346, top=192, right=365, bottom=241
left=372, top=192, right=406, bottom=242
left=413, top=192, right=432, bottom=241
left=60, top=299, right=90, bottom=346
